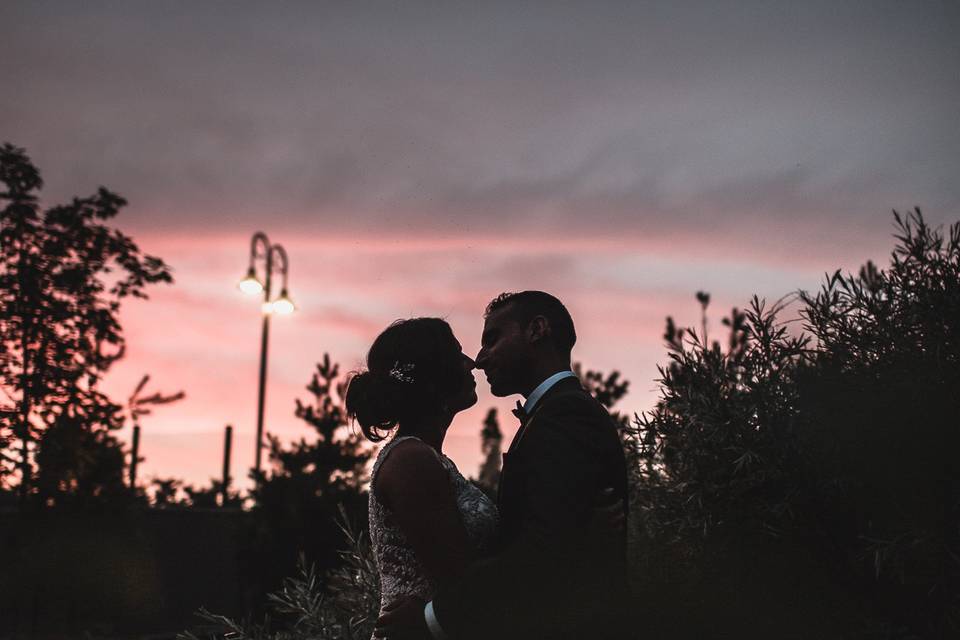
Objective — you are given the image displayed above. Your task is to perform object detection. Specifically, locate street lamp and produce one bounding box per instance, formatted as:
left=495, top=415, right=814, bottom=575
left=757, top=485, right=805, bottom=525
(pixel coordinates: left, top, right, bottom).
left=238, top=231, right=295, bottom=479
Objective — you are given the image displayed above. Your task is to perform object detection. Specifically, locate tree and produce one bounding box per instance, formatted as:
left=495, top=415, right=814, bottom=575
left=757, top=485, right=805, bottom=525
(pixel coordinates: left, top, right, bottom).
left=0, top=143, right=172, bottom=506
left=253, top=353, right=370, bottom=500
left=248, top=354, right=373, bottom=592
left=184, top=478, right=240, bottom=509
left=126, top=374, right=185, bottom=497
left=32, top=404, right=131, bottom=509
left=573, top=362, right=631, bottom=424
left=474, top=408, right=502, bottom=497
left=149, top=477, right=187, bottom=508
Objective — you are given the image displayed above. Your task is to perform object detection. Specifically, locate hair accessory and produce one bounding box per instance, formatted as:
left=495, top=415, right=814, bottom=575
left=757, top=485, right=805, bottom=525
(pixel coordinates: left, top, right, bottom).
left=389, top=361, right=415, bottom=384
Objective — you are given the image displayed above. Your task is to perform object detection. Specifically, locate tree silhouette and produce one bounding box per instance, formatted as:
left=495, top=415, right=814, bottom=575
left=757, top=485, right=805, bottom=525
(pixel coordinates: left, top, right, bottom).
left=126, top=374, right=186, bottom=495
left=636, top=294, right=811, bottom=547
left=474, top=408, right=502, bottom=498
left=573, top=362, right=631, bottom=421
left=0, top=143, right=172, bottom=507
left=633, top=210, right=959, bottom=637
left=149, top=477, right=186, bottom=508
left=796, top=209, right=960, bottom=636
left=127, top=375, right=185, bottom=428
left=254, top=353, right=370, bottom=498
left=249, top=354, right=373, bottom=592
left=184, top=479, right=239, bottom=509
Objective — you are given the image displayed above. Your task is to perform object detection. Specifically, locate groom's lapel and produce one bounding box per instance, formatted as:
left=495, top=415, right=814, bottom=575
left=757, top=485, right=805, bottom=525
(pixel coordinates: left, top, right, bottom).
left=498, top=377, right=584, bottom=507
left=499, top=410, right=535, bottom=506
left=505, top=376, right=583, bottom=456
left=504, top=409, right=534, bottom=457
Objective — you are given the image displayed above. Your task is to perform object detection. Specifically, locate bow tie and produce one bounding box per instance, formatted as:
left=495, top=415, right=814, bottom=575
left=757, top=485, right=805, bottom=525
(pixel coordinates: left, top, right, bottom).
left=511, top=400, right=529, bottom=424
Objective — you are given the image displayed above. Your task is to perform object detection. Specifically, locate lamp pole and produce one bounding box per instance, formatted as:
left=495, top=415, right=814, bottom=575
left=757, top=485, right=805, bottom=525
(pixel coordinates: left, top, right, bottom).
left=239, top=232, right=295, bottom=481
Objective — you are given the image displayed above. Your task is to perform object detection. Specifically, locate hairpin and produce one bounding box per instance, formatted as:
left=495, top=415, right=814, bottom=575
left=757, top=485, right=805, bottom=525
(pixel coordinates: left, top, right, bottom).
left=389, top=361, right=415, bottom=384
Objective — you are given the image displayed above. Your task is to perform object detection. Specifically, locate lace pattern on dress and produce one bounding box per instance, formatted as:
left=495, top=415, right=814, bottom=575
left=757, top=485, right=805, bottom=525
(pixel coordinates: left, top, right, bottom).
left=368, top=435, right=499, bottom=611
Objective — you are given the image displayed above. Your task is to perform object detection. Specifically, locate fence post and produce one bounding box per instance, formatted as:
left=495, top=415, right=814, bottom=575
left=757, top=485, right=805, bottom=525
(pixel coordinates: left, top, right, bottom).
left=221, top=425, right=233, bottom=506
left=129, top=424, right=141, bottom=488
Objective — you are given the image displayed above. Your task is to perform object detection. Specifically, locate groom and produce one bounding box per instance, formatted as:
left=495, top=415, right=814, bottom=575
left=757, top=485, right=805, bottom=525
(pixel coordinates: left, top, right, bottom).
left=375, top=291, right=629, bottom=640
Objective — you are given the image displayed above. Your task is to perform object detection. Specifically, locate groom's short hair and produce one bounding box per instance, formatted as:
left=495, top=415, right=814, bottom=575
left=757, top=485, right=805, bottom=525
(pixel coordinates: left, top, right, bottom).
left=485, top=291, right=576, bottom=355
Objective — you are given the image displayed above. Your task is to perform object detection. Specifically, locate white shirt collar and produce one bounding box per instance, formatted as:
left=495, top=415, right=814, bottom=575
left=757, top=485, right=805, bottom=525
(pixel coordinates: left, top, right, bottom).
left=523, top=370, right=577, bottom=413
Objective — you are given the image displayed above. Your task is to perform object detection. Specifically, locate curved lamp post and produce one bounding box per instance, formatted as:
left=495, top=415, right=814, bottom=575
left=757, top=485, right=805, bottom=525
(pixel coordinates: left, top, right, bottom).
left=238, top=232, right=296, bottom=480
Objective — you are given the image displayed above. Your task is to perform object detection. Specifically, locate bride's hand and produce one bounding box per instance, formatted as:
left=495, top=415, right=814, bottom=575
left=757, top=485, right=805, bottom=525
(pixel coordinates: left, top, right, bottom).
left=373, top=595, right=430, bottom=640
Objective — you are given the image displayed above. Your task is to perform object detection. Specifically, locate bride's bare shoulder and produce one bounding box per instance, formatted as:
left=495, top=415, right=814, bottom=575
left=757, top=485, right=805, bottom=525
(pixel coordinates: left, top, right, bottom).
left=374, top=438, right=447, bottom=505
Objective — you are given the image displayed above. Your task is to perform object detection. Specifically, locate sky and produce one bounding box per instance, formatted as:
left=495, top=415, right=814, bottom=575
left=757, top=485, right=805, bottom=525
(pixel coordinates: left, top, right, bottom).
left=2, top=1, right=958, bottom=491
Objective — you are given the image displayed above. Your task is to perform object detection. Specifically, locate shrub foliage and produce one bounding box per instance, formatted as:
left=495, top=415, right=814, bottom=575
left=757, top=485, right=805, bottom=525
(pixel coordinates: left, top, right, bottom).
left=0, top=143, right=172, bottom=508
left=632, top=209, right=959, bottom=638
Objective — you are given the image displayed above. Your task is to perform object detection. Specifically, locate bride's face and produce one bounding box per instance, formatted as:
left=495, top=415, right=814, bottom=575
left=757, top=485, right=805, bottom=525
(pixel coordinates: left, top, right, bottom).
left=445, top=341, right=478, bottom=414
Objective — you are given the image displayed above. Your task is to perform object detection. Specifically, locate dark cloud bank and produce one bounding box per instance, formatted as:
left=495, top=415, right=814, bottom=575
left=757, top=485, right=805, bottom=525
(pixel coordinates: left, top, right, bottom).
left=2, top=1, right=958, bottom=245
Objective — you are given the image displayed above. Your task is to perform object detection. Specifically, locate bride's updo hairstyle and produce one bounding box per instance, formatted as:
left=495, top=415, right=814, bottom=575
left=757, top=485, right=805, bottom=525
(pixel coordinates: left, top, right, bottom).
left=345, top=318, right=466, bottom=442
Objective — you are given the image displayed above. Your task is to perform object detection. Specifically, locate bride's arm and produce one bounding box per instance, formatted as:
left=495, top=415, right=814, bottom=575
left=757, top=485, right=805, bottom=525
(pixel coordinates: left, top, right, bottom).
left=374, top=439, right=473, bottom=586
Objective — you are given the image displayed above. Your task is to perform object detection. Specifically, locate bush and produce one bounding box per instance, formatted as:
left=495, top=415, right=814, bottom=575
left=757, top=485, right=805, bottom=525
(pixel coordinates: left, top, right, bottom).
left=630, top=210, right=959, bottom=638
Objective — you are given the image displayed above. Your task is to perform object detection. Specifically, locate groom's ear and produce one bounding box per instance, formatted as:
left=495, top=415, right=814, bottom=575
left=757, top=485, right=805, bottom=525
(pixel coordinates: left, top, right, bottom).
left=527, top=315, right=551, bottom=343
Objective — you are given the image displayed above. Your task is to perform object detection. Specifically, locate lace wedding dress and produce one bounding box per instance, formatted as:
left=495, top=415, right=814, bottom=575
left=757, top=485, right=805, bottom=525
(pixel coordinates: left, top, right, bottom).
left=369, top=435, right=499, bottom=614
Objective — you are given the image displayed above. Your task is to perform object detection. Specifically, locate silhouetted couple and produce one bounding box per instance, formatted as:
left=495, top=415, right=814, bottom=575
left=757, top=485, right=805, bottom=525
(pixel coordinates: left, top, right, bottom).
left=345, top=291, right=629, bottom=640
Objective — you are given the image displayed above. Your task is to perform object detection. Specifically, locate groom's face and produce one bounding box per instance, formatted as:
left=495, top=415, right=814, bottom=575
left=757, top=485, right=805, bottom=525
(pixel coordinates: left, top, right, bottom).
left=476, top=305, right=533, bottom=397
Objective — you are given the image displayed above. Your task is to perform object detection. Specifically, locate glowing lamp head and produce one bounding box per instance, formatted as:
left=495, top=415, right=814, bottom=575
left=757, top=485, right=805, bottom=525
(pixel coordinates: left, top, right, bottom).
left=238, top=266, right=263, bottom=295
left=272, top=289, right=296, bottom=315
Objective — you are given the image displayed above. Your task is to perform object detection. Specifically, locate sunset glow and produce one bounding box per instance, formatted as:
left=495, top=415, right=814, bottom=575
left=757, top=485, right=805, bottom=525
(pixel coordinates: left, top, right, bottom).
left=3, top=1, right=958, bottom=492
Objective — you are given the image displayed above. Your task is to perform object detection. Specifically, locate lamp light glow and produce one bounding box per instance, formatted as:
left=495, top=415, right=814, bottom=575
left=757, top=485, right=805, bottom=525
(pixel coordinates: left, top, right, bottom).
left=271, top=289, right=296, bottom=315
left=238, top=267, right=263, bottom=295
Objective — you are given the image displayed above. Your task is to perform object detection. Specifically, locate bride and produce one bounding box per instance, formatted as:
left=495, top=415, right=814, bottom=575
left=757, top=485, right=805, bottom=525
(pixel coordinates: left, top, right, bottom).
left=345, top=318, right=499, bottom=627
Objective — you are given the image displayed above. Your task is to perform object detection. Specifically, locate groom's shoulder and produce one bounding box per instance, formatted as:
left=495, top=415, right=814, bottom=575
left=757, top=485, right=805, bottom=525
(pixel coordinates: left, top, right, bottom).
left=538, top=378, right=603, bottom=413
left=538, top=386, right=596, bottom=415
left=535, top=384, right=612, bottom=432
left=526, top=390, right=618, bottom=463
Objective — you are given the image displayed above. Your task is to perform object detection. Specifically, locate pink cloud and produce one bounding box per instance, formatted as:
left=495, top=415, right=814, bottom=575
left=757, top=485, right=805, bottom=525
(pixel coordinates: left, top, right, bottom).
left=95, top=220, right=905, bottom=490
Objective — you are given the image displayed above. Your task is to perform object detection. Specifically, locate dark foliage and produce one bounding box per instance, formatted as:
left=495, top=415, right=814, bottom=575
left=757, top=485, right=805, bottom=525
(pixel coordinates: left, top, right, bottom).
left=246, top=354, right=373, bottom=601
left=0, top=143, right=172, bottom=509
left=796, top=209, right=960, bottom=637
left=634, top=294, right=811, bottom=547
left=181, top=507, right=379, bottom=640
left=574, top=362, right=631, bottom=420
left=473, top=408, right=502, bottom=498
left=632, top=210, right=959, bottom=638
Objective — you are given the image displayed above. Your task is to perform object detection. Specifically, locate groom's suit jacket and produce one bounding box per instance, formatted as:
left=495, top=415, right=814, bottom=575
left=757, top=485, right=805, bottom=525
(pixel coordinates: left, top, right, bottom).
left=434, top=376, right=629, bottom=640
